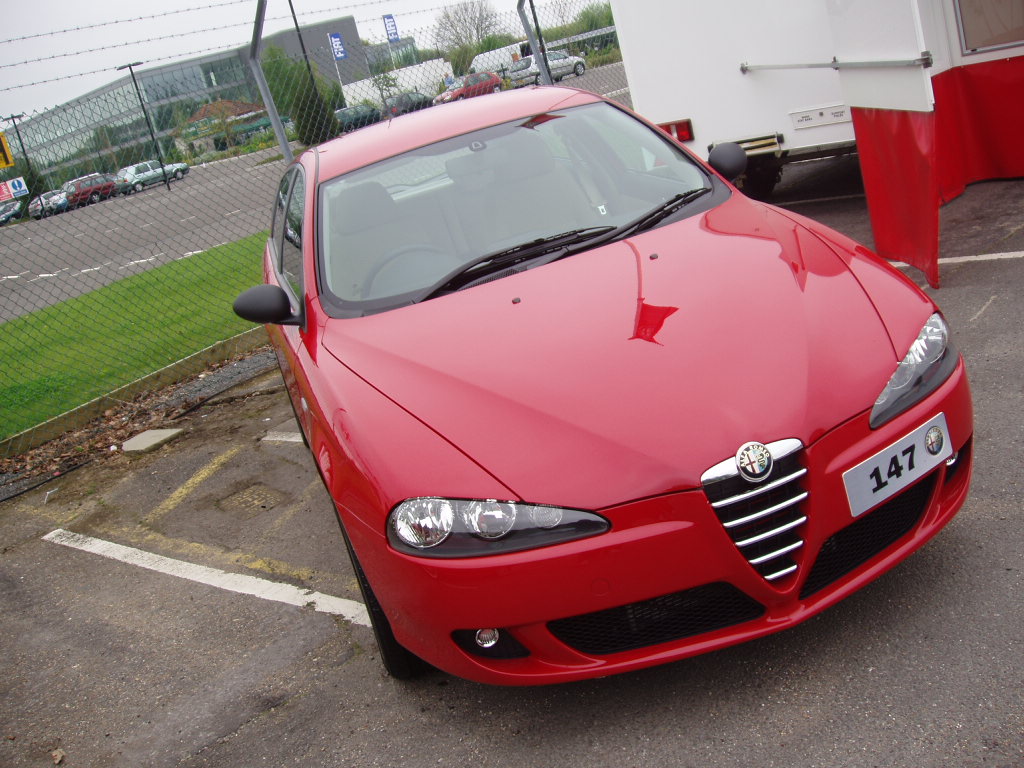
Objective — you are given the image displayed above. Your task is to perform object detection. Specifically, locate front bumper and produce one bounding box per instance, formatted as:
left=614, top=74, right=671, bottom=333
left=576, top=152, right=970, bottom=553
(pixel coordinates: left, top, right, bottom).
left=350, top=360, right=973, bottom=685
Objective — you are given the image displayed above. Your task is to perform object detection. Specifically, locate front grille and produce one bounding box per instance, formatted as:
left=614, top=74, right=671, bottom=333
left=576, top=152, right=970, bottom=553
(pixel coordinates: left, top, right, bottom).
left=548, top=582, right=764, bottom=656
left=701, top=439, right=808, bottom=582
left=800, top=472, right=937, bottom=599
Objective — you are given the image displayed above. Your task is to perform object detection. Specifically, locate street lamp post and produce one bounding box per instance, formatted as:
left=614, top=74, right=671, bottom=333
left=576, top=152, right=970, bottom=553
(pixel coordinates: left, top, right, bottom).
left=117, top=61, right=170, bottom=190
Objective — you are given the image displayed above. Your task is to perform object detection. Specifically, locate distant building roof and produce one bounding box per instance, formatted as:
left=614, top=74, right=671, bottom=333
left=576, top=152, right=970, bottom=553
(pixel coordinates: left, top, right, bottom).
left=188, top=99, right=265, bottom=123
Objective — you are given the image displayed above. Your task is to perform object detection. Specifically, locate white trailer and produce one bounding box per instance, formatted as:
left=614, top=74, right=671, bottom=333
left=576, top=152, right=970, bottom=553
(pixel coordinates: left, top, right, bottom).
left=609, top=0, right=1024, bottom=286
left=610, top=0, right=863, bottom=197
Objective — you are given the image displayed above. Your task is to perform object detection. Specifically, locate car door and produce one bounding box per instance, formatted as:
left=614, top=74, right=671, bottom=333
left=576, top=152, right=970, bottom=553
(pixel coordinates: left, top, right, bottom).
left=265, top=166, right=314, bottom=441
left=549, top=51, right=569, bottom=78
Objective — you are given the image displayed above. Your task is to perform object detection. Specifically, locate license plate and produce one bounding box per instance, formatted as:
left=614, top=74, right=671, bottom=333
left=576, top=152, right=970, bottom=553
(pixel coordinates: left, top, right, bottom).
left=843, top=413, right=952, bottom=518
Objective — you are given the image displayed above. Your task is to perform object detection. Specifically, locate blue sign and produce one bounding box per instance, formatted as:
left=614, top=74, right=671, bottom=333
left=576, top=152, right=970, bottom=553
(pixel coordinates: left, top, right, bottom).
left=383, top=14, right=400, bottom=43
left=10, top=177, right=28, bottom=197
left=328, top=32, right=348, bottom=61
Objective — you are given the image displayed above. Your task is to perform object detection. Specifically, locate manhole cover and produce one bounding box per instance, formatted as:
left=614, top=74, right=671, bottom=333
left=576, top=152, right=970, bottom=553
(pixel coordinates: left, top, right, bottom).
left=218, top=484, right=283, bottom=518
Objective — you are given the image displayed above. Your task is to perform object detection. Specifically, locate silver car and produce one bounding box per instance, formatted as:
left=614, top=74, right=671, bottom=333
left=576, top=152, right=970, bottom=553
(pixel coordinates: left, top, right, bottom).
left=116, top=160, right=190, bottom=194
left=509, top=51, right=586, bottom=87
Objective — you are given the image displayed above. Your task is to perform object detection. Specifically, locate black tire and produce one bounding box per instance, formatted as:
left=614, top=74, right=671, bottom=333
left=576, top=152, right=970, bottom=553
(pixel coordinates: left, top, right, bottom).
left=574, top=62, right=585, bottom=77
left=339, top=523, right=425, bottom=680
left=174, top=170, right=184, bottom=180
left=89, top=192, right=100, bottom=204
left=133, top=182, right=144, bottom=193
left=740, top=157, right=782, bottom=200
left=492, top=85, right=501, bottom=93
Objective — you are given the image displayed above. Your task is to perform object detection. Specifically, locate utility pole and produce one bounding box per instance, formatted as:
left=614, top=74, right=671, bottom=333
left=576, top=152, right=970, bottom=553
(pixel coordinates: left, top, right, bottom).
left=117, top=61, right=170, bottom=190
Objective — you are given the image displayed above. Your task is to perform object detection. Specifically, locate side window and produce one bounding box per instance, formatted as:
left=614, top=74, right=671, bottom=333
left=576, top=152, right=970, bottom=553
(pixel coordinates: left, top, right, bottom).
left=281, top=172, right=305, bottom=299
left=271, top=171, right=292, bottom=272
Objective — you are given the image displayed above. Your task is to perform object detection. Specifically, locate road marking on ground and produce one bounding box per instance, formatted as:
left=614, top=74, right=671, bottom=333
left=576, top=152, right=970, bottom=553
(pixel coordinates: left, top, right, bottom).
left=970, top=295, right=998, bottom=322
left=121, top=258, right=155, bottom=269
left=79, top=261, right=113, bottom=274
left=144, top=445, right=244, bottom=525
left=43, top=528, right=370, bottom=626
left=0, top=270, right=29, bottom=282
left=28, top=268, right=69, bottom=282
left=225, top=209, right=241, bottom=217
left=181, top=215, right=197, bottom=223
left=263, top=431, right=304, bottom=443
left=937, top=250, right=1023, bottom=264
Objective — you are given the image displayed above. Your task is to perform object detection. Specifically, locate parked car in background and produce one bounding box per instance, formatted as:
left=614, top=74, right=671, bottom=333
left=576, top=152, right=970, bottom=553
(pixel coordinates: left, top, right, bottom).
left=28, top=190, right=68, bottom=219
left=382, top=92, right=432, bottom=118
left=335, top=104, right=381, bottom=133
left=509, top=51, right=587, bottom=87
left=433, top=72, right=503, bottom=105
left=0, top=200, right=23, bottom=226
left=233, top=87, right=973, bottom=686
left=115, top=160, right=190, bottom=194
left=61, top=173, right=117, bottom=208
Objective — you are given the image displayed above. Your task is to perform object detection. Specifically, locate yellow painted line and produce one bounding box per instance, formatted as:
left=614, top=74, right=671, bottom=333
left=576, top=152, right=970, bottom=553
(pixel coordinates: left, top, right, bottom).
left=144, top=445, right=243, bottom=525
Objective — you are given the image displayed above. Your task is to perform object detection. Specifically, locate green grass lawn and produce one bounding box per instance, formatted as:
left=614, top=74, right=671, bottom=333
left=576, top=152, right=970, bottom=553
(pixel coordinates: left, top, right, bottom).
left=0, top=232, right=267, bottom=442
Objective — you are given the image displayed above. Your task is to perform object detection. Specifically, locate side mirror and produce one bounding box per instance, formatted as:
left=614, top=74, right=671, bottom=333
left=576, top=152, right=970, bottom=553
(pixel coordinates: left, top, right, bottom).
left=707, top=142, right=748, bottom=182
left=233, top=284, right=302, bottom=326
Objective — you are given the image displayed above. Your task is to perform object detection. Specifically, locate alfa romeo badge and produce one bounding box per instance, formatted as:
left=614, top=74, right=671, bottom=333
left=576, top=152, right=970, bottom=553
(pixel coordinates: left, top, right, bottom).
left=736, top=441, right=773, bottom=483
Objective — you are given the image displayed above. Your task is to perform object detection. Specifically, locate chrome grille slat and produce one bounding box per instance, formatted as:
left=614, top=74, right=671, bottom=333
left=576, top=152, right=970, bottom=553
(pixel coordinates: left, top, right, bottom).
left=764, top=563, right=799, bottom=581
left=721, top=491, right=809, bottom=528
left=702, top=440, right=809, bottom=583
left=734, top=515, right=807, bottom=548
left=748, top=539, right=803, bottom=565
left=711, top=468, right=808, bottom=509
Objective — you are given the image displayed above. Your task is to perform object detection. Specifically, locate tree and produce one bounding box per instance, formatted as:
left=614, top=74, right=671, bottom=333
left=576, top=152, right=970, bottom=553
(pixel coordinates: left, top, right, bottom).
left=434, top=1, right=503, bottom=51
left=261, top=45, right=340, bottom=145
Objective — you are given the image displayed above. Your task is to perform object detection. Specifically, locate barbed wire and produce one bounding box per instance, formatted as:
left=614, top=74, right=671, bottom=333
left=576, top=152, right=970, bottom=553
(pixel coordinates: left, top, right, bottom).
left=0, top=44, right=244, bottom=95
left=0, top=0, right=250, bottom=46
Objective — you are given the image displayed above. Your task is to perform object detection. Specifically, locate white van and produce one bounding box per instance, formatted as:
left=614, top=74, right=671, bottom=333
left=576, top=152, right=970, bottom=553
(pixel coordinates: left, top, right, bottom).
left=469, top=44, right=522, bottom=77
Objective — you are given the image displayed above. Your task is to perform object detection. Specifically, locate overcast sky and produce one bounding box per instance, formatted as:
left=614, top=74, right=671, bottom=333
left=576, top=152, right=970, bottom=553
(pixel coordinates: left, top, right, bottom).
left=0, top=0, right=528, bottom=118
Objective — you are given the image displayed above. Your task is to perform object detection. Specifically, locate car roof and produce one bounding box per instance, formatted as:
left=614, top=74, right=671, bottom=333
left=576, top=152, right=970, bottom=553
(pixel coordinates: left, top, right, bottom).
left=314, top=86, right=603, bottom=180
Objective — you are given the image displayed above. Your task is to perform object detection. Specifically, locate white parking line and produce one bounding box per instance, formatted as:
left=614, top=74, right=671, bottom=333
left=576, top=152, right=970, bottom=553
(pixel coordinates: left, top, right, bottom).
left=263, top=431, right=304, bottom=443
left=937, top=250, right=1023, bottom=264
left=43, top=528, right=370, bottom=627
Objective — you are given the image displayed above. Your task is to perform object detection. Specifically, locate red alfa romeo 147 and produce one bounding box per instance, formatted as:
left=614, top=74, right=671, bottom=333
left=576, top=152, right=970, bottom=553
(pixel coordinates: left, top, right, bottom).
left=235, top=86, right=973, bottom=686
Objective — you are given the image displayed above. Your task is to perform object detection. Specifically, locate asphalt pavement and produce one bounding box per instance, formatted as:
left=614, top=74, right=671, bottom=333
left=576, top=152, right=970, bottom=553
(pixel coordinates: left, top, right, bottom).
left=1, top=166, right=1022, bottom=767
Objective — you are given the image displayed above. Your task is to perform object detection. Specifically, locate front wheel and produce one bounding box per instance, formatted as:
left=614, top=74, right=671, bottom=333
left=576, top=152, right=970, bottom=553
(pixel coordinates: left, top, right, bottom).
left=574, top=63, right=585, bottom=77
left=133, top=182, right=144, bottom=193
left=492, top=85, right=501, bottom=93
left=174, top=170, right=184, bottom=180
left=89, top=192, right=100, bottom=204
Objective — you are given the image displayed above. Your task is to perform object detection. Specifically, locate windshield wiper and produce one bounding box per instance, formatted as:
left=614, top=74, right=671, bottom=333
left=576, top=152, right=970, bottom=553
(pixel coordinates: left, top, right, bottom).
left=413, top=225, right=615, bottom=302
left=538, top=186, right=714, bottom=267
left=615, top=186, right=712, bottom=239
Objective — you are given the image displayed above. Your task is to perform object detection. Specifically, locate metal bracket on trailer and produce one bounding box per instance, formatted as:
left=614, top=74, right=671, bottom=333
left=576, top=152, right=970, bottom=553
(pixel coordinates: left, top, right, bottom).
left=740, top=51, right=933, bottom=74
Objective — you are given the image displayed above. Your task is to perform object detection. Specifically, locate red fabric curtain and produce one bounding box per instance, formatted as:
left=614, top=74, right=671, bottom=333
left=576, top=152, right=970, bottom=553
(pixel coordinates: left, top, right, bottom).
left=851, top=106, right=941, bottom=286
left=851, top=55, right=1024, bottom=288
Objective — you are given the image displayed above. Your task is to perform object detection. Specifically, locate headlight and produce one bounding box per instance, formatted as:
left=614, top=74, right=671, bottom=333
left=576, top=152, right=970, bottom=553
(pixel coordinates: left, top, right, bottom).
left=388, top=498, right=609, bottom=558
left=870, top=313, right=959, bottom=428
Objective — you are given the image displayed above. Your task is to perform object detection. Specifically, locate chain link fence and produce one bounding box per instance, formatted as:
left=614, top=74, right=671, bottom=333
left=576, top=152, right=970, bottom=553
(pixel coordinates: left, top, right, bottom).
left=0, top=0, right=624, bottom=459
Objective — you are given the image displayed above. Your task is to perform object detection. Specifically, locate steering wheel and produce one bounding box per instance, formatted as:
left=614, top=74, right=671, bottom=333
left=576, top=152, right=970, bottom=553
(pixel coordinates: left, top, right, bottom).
left=363, top=243, right=456, bottom=297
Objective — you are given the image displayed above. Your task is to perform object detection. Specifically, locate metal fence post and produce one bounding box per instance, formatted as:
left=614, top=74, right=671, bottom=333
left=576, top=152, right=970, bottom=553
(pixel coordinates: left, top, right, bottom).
left=249, top=0, right=294, bottom=164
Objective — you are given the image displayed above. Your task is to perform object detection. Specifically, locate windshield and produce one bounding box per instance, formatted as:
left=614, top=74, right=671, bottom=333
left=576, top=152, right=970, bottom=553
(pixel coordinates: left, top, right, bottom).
left=317, top=101, right=715, bottom=316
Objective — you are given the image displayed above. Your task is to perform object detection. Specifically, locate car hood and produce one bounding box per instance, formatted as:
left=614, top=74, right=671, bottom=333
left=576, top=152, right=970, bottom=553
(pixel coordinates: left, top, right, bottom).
left=322, top=196, right=920, bottom=509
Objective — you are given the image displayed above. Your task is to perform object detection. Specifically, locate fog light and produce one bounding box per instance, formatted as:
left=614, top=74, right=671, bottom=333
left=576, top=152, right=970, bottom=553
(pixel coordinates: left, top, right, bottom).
left=475, top=628, right=500, bottom=648
left=946, top=450, right=958, bottom=467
